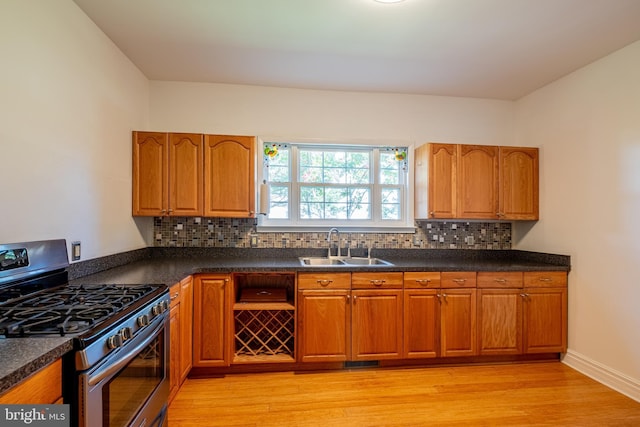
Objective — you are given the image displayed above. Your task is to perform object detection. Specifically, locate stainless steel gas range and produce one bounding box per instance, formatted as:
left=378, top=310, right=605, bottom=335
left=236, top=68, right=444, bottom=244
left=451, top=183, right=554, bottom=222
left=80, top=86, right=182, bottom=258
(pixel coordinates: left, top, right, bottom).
left=0, top=239, right=170, bottom=427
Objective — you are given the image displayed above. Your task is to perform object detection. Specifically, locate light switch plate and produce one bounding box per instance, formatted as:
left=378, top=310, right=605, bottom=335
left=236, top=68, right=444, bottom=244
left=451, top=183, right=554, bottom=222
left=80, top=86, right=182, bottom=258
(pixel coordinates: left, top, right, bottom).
left=71, top=241, right=81, bottom=261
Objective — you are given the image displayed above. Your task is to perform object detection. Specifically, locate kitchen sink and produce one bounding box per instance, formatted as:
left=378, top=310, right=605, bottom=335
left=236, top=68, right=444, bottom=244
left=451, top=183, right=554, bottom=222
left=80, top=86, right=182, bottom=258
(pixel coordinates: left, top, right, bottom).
left=299, top=257, right=346, bottom=266
left=341, top=257, right=393, bottom=266
left=298, top=257, right=394, bottom=267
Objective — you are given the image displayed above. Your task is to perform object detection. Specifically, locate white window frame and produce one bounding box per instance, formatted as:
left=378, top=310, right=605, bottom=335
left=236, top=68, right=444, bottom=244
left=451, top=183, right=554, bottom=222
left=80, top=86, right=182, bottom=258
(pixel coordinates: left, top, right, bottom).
left=257, top=137, right=415, bottom=233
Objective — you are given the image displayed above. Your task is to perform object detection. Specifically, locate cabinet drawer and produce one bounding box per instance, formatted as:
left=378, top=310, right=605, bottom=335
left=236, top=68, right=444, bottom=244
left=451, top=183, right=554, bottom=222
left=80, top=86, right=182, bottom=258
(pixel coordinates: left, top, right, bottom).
left=169, top=282, right=181, bottom=308
left=298, top=273, right=351, bottom=289
left=524, top=271, right=567, bottom=287
left=477, top=272, right=523, bottom=288
left=352, top=272, right=403, bottom=289
left=441, top=272, right=476, bottom=288
left=404, top=272, right=441, bottom=288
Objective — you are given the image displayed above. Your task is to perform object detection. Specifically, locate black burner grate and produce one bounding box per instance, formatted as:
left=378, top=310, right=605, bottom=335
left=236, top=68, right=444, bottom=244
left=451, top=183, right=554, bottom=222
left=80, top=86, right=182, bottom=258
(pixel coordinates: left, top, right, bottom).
left=0, top=284, right=158, bottom=337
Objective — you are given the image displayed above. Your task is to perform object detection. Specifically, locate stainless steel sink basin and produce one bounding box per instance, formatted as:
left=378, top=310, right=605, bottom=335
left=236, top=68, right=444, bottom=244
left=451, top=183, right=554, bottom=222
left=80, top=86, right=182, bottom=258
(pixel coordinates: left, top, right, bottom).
left=341, top=257, right=393, bottom=266
left=299, top=257, right=346, bottom=266
left=298, top=257, right=393, bottom=267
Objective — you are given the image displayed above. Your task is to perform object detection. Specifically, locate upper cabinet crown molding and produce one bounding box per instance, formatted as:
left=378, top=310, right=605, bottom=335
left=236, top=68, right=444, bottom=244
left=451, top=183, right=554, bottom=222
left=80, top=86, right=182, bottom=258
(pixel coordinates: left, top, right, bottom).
left=415, top=143, right=539, bottom=221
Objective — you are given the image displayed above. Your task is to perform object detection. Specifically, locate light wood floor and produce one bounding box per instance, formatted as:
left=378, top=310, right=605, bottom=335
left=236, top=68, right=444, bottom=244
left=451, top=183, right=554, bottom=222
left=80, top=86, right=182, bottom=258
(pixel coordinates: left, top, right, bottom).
left=168, top=362, right=640, bottom=426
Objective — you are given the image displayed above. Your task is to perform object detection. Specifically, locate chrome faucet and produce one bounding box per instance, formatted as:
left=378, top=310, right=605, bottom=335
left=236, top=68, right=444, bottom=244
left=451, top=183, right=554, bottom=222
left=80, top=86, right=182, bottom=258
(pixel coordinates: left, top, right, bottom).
left=327, top=227, right=340, bottom=258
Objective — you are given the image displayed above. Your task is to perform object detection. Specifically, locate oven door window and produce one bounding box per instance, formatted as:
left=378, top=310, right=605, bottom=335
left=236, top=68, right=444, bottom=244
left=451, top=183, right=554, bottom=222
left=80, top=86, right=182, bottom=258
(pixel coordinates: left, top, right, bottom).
left=102, top=334, right=165, bottom=427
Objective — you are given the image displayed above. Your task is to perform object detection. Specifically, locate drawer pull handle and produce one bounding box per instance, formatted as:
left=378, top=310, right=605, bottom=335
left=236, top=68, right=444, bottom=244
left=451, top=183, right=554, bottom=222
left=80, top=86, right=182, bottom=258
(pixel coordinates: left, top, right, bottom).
left=452, top=279, right=466, bottom=284
left=171, top=292, right=179, bottom=300
left=317, top=279, right=333, bottom=286
left=370, top=279, right=386, bottom=286
left=494, top=278, right=507, bottom=283
left=539, top=277, right=552, bottom=282
left=416, top=279, right=431, bottom=285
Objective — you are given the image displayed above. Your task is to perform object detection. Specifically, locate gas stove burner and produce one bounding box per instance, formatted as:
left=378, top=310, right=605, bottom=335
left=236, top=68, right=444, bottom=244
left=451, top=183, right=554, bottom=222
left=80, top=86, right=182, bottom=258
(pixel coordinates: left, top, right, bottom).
left=0, top=283, right=164, bottom=337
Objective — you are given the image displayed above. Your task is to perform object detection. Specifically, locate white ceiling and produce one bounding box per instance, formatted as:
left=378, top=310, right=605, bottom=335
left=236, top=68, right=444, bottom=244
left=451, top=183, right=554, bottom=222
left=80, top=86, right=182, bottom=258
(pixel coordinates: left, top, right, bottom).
left=72, top=0, right=640, bottom=100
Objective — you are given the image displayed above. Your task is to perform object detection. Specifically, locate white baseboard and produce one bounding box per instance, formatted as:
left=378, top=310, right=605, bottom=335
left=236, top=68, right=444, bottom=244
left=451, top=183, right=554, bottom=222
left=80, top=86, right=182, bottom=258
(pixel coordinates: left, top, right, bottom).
left=562, top=350, right=640, bottom=402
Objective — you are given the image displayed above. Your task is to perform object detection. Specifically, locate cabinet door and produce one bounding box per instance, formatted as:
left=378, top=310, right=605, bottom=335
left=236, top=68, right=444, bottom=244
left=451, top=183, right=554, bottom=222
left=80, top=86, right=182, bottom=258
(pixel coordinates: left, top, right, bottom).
left=179, top=276, right=193, bottom=382
left=169, top=133, right=203, bottom=216
left=427, top=143, right=457, bottom=218
left=440, top=288, right=477, bottom=357
left=298, top=290, right=351, bottom=362
left=523, top=287, right=567, bottom=353
left=457, top=145, right=498, bottom=219
left=477, top=289, right=523, bottom=355
left=193, top=275, right=231, bottom=367
left=351, top=289, right=403, bottom=360
left=499, top=147, right=539, bottom=220
left=169, top=300, right=181, bottom=402
left=204, top=135, right=256, bottom=218
left=132, top=131, right=168, bottom=216
left=0, top=359, right=62, bottom=404
left=404, top=289, right=439, bottom=359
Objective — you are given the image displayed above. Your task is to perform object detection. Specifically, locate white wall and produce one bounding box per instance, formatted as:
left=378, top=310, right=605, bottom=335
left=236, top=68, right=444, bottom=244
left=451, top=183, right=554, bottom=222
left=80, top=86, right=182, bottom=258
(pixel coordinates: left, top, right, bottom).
left=149, top=82, right=514, bottom=147
left=0, top=0, right=152, bottom=260
left=514, top=40, right=640, bottom=399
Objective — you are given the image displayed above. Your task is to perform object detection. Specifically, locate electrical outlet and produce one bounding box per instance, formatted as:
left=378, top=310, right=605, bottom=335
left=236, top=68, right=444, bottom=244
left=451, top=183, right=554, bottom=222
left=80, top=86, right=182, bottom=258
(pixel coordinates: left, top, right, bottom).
left=71, top=241, right=81, bottom=261
left=250, top=235, right=258, bottom=248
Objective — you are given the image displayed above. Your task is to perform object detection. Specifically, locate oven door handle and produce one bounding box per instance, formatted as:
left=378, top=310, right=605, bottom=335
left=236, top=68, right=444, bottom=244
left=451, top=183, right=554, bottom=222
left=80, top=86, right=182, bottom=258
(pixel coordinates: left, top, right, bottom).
left=88, top=316, right=165, bottom=387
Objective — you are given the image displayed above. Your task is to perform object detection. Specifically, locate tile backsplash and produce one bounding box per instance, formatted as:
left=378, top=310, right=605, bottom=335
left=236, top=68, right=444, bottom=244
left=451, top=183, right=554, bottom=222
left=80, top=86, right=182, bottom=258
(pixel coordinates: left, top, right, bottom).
left=153, top=217, right=511, bottom=250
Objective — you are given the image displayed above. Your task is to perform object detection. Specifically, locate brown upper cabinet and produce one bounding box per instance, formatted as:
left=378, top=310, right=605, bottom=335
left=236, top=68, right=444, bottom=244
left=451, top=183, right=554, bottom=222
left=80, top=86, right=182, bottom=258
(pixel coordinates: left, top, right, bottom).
left=415, top=143, right=538, bottom=220
left=499, top=147, right=539, bottom=220
left=204, top=135, right=256, bottom=218
left=132, top=132, right=203, bottom=216
left=133, top=132, right=257, bottom=218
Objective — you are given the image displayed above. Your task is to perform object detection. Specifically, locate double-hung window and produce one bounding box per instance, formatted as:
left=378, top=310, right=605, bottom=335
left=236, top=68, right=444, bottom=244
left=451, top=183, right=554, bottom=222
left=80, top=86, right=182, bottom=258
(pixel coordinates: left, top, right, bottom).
left=259, top=140, right=412, bottom=231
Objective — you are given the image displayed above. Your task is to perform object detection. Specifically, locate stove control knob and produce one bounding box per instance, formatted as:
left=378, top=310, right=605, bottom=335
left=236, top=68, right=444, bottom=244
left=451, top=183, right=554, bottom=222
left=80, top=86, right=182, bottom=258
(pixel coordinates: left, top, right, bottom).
left=137, top=314, right=149, bottom=327
left=152, top=304, right=161, bottom=316
left=120, top=327, right=133, bottom=341
left=106, top=334, right=123, bottom=350
left=161, top=300, right=169, bottom=312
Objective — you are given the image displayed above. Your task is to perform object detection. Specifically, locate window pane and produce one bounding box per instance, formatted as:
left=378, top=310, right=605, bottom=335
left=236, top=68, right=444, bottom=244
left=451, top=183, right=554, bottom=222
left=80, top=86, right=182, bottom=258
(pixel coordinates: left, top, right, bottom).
left=348, top=187, right=371, bottom=219
left=266, top=147, right=289, bottom=182
left=268, top=186, right=289, bottom=219
left=382, top=203, right=400, bottom=220
left=323, top=165, right=346, bottom=184
left=300, top=166, right=323, bottom=183
left=380, top=152, right=401, bottom=185
left=381, top=188, right=401, bottom=220
left=300, top=186, right=325, bottom=219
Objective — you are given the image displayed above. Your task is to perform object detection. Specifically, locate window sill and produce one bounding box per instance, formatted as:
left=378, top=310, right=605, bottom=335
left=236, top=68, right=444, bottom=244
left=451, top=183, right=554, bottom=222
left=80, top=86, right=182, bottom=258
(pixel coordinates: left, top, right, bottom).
left=256, top=226, right=417, bottom=234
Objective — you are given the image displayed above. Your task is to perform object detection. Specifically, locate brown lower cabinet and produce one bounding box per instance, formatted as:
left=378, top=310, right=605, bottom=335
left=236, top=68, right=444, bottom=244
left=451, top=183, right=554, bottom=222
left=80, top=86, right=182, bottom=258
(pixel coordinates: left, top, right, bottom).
left=297, top=273, right=351, bottom=362
left=169, top=276, right=194, bottom=403
left=477, top=271, right=567, bottom=355
left=192, top=274, right=232, bottom=367
left=297, top=272, right=404, bottom=362
left=0, top=359, right=62, bottom=404
left=191, top=270, right=566, bottom=374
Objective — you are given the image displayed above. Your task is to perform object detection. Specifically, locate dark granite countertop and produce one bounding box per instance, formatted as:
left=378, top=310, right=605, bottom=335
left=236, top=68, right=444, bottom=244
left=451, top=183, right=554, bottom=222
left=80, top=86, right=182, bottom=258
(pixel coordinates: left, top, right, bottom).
left=0, top=338, right=73, bottom=395
left=69, top=248, right=570, bottom=287
left=1, top=248, right=569, bottom=395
